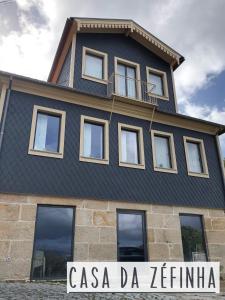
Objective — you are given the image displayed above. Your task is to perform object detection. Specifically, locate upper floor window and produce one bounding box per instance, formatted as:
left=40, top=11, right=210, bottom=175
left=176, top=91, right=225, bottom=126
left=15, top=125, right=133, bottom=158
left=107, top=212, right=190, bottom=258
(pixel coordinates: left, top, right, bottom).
left=183, top=137, right=209, bottom=178
left=115, top=57, right=141, bottom=100
left=151, top=130, right=177, bottom=173
left=118, top=123, right=145, bottom=169
left=28, top=105, right=66, bottom=159
left=146, top=67, right=168, bottom=100
left=82, top=47, right=108, bottom=84
left=79, top=115, right=109, bottom=165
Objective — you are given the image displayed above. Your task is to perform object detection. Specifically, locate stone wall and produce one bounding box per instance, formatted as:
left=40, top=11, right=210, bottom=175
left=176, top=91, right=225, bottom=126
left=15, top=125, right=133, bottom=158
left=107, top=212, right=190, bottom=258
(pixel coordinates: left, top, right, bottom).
left=0, top=193, right=225, bottom=281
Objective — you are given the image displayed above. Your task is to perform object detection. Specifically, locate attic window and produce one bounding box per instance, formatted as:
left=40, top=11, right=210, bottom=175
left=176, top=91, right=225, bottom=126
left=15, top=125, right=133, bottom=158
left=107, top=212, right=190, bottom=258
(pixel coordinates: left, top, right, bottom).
left=82, top=47, right=108, bottom=84
left=146, top=67, right=169, bottom=100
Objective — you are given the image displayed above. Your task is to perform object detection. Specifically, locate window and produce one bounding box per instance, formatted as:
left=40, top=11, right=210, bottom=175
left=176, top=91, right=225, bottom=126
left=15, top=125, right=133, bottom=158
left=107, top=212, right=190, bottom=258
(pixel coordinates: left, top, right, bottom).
left=183, top=136, right=209, bottom=178
left=115, top=57, right=141, bottom=100
left=28, top=106, right=66, bottom=159
left=82, top=47, right=108, bottom=84
left=117, top=210, right=148, bottom=262
left=180, top=214, right=208, bottom=262
left=118, top=123, right=145, bottom=169
left=79, top=115, right=109, bottom=164
left=31, top=205, right=75, bottom=280
left=151, top=130, right=177, bottom=173
left=146, top=67, right=168, bottom=100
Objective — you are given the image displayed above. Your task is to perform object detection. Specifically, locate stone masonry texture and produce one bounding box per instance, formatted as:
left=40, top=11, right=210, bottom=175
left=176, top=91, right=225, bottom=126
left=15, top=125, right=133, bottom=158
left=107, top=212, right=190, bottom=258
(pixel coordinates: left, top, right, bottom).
left=0, top=193, right=225, bottom=281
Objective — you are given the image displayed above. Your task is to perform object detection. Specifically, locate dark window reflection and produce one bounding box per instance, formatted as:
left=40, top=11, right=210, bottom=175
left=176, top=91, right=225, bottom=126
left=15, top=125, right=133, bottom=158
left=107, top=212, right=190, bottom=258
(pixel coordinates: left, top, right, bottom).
left=117, top=211, right=147, bottom=262
left=31, top=205, right=74, bottom=280
left=180, top=214, right=207, bottom=262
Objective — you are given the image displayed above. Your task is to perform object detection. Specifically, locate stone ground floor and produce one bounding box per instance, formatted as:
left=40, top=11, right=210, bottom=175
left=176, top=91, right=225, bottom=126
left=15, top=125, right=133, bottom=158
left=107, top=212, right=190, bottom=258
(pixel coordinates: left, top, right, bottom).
left=0, top=193, right=225, bottom=281
left=0, top=282, right=225, bottom=300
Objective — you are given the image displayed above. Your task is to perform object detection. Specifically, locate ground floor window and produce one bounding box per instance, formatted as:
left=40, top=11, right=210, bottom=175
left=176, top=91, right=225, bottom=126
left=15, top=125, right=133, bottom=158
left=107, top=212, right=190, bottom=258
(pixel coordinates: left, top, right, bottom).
left=180, top=214, right=207, bottom=262
left=117, top=210, right=148, bottom=262
left=31, top=205, right=75, bottom=280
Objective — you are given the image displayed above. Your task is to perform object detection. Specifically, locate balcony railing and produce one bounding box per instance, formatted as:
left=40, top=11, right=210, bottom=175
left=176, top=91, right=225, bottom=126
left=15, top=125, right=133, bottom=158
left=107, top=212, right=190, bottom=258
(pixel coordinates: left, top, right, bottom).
left=107, top=73, right=158, bottom=106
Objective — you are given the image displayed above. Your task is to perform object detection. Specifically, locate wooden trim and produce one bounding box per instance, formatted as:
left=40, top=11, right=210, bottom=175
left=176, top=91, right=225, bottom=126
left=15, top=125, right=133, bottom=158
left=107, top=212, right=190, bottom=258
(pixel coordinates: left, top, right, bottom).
left=82, top=47, right=108, bottom=84
left=114, top=57, right=142, bottom=100
left=170, top=65, right=178, bottom=113
left=28, top=105, right=66, bottom=159
left=1, top=75, right=222, bottom=136
left=183, top=136, right=209, bottom=178
left=118, top=122, right=145, bottom=169
left=69, top=33, right=77, bottom=88
left=79, top=115, right=109, bottom=165
left=151, top=129, right=178, bottom=174
left=0, top=84, right=7, bottom=122
left=146, top=66, right=169, bottom=101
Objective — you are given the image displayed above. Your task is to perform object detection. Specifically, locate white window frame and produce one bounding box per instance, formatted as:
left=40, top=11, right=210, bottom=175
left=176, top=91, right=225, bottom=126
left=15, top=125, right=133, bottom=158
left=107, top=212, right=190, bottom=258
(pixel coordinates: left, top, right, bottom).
left=151, top=130, right=178, bottom=174
left=146, top=66, right=169, bottom=100
left=79, top=115, right=109, bottom=165
left=82, top=47, right=108, bottom=84
left=114, top=57, right=142, bottom=100
left=28, top=105, right=66, bottom=159
left=118, top=123, right=145, bottom=169
left=183, top=136, right=209, bottom=178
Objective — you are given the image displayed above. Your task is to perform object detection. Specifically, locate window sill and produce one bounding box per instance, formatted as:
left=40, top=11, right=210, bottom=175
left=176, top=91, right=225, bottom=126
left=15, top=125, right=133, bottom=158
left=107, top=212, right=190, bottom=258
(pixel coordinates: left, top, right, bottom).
left=187, top=172, right=209, bottom=178
left=28, top=149, right=63, bottom=159
left=81, top=74, right=108, bottom=85
left=154, top=167, right=178, bottom=174
left=148, top=92, right=169, bottom=101
left=79, top=156, right=109, bottom=165
left=119, top=162, right=145, bottom=169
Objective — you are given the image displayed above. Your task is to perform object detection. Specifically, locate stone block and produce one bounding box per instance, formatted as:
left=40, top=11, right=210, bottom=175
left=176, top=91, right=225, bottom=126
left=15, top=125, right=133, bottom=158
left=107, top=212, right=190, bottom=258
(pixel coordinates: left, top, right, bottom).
left=152, top=205, right=173, bottom=214
left=147, top=214, right=164, bottom=228
left=212, top=218, right=225, bottom=230
left=75, top=226, right=99, bottom=243
left=0, top=241, right=10, bottom=258
left=108, top=201, right=152, bottom=212
left=209, top=209, right=225, bottom=218
left=147, top=229, right=155, bottom=243
left=149, top=243, right=169, bottom=260
left=28, top=196, right=83, bottom=207
left=20, top=204, right=36, bottom=221
left=89, top=244, right=117, bottom=261
left=206, top=231, right=225, bottom=244
left=10, top=241, right=33, bottom=260
left=0, top=203, right=20, bottom=221
left=173, top=206, right=209, bottom=216
left=169, top=243, right=183, bottom=259
left=84, top=200, right=108, bottom=210
left=93, top=211, right=116, bottom=227
left=204, top=217, right=212, bottom=230
left=163, top=215, right=180, bottom=229
left=76, top=209, right=93, bottom=226
left=100, top=227, right=116, bottom=243
left=208, top=244, right=225, bottom=258
left=0, top=221, right=35, bottom=240
left=74, top=243, right=88, bottom=261
left=154, top=229, right=181, bottom=243
left=0, top=194, right=28, bottom=203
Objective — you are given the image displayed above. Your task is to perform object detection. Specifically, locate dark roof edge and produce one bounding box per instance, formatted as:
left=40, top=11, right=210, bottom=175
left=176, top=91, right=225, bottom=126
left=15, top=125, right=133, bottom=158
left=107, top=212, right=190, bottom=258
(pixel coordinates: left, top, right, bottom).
left=0, top=70, right=224, bottom=135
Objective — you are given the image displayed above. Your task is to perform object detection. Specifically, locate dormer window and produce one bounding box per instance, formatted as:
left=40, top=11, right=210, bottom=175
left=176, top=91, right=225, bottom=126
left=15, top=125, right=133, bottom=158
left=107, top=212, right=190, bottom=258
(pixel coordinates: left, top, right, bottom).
left=146, top=67, right=169, bottom=100
left=82, top=47, right=108, bottom=84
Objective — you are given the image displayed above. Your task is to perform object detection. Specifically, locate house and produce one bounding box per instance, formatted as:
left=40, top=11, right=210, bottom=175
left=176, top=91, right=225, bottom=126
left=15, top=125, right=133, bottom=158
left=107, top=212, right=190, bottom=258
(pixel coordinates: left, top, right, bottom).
left=0, top=17, right=225, bottom=281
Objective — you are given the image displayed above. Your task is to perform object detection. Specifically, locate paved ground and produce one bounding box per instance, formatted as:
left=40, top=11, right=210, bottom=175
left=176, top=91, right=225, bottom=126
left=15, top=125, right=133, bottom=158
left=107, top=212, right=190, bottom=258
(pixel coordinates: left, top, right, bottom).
left=0, top=282, right=224, bottom=300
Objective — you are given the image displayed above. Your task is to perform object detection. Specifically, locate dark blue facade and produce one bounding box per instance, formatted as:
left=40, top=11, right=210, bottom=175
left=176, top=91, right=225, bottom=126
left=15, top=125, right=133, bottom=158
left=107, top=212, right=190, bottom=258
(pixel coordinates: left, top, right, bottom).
left=74, top=33, right=176, bottom=113
left=0, top=90, right=224, bottom=209
left=57, top=46, right=71, bottom=87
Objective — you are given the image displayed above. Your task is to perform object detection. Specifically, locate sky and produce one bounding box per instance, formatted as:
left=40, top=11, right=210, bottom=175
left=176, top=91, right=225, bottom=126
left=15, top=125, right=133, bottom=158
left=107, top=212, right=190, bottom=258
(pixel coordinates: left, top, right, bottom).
left=0, top=0, right=225, bottom=157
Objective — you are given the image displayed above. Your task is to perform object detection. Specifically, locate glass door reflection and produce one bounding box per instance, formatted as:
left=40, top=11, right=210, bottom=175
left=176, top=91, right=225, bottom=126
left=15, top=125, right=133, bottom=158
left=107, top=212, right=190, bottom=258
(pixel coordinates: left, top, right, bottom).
left=31, top=205, right=75, bottom=280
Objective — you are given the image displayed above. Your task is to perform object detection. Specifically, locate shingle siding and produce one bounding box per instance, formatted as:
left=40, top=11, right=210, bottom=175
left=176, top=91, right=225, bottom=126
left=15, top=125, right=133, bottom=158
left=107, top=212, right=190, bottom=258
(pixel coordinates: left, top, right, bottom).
left=74, top=33, right=176, bottom=113
left=57, top=46, right=71, bottom=87
left=0, top=90, right=224, bottom=209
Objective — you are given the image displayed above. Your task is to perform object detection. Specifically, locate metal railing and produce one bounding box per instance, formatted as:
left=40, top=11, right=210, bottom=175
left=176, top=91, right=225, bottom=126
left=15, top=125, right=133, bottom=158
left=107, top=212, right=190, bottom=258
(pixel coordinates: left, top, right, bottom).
left=107, top=73, right=158, bottom=106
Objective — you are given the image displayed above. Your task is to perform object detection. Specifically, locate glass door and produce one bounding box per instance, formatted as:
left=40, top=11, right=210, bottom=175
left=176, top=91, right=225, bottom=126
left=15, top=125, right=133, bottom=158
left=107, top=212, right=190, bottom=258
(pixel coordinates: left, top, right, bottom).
left=117, top=63, right=137, bottom=99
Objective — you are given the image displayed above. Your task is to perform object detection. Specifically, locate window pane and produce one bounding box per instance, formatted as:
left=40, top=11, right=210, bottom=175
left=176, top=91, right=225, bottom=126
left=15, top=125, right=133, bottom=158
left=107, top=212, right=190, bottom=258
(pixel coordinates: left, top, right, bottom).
left=149, top=72, right=164, bottom=96
left=117, top=63, right=136, bottom=98
left=85, top=53, right=103, bottom=79
left=117, top=64, right=126, bottom=97
left=31, top=206, right=74, bottom=280
left=180, top=215, right=207, bottom=262
left=121, top=129, right=139, bottom=164
left=187, top=142, right=203, bottom=173
left=118, top=212, right=146, bottom=261
left=155, top=135, right=172, bottom=169
left=83, top=122, right=104, bottom=159
left=34, top=113, right=60, bottom=152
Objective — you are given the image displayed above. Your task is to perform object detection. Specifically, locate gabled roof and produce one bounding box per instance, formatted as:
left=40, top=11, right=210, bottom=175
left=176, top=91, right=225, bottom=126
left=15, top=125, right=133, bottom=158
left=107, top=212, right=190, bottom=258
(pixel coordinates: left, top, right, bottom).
left=48, top=17, right=184, bottom=83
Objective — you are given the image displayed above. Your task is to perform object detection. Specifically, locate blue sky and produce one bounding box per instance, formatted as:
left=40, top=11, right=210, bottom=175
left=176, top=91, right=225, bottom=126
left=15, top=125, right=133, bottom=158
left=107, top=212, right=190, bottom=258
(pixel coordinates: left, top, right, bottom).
left=0, top=0, right=225, bottom=157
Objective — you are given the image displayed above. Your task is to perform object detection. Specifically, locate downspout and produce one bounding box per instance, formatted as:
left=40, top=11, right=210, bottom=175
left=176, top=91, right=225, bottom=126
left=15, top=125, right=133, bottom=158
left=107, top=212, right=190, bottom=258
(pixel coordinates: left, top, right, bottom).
left=0, top=76, right=13, bottom=154
left=215, top=134, right=225, bottom=212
